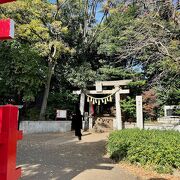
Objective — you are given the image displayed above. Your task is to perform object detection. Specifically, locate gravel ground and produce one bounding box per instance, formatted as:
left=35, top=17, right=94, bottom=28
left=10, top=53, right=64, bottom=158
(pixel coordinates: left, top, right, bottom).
left=17, top=131, right=140, bottom=180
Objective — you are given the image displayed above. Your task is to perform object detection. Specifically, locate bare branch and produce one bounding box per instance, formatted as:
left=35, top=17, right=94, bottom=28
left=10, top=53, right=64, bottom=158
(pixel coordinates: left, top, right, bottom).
left=30, top=28, right=45, bottom=42
left=52, top=45, right=57, bottom=58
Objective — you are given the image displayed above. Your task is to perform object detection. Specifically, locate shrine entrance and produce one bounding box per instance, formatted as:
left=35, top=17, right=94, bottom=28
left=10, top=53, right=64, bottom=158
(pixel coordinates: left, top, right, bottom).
left=73, top=80, right=132, bottom=131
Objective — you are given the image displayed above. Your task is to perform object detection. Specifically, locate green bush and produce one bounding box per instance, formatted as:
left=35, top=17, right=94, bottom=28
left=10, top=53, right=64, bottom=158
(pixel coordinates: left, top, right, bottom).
left=107, top=129, right=180, bottom=174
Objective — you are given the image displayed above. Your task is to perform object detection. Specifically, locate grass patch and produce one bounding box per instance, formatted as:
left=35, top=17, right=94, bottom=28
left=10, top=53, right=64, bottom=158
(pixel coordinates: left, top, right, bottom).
left=107, top=129, right=180, bottom=174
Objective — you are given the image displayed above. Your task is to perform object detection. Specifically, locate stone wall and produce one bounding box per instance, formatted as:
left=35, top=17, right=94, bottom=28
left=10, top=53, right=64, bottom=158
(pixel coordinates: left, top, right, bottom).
left=123, top=122, right=180, bottom=131
left=157, top=117, right=180, bottom=124
left=144, top=123, right=180, bottom=131
left=20, top=121, right=72, bottom=134
left=19, top=120, right=180, bottom=134
left=124, top=122, right=137, bottom=129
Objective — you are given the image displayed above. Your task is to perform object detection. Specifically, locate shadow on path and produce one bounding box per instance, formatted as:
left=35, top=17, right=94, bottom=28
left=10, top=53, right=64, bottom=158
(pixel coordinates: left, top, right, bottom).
left=17, top=132, right=137, bottom=180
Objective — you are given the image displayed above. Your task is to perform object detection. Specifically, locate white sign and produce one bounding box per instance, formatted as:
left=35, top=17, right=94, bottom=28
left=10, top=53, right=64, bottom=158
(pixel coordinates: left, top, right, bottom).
left=56, top=110, right=67, bottom=118
left=96, top=81, right=102, bottom=92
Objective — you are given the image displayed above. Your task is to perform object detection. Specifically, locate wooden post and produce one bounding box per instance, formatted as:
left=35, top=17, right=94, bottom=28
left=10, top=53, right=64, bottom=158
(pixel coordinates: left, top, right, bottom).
left=115, top=86, right=122, bottom=130
left=136, top=96, right=144, bottom=129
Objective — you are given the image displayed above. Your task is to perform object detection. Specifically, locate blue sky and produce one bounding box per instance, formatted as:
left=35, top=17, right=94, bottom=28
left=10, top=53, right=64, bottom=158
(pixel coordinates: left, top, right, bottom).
left=96, top=2, right=104, bottom=22
left=49, top=0, right=179, bottom=22
left=49, top=0, right=103, bottom=22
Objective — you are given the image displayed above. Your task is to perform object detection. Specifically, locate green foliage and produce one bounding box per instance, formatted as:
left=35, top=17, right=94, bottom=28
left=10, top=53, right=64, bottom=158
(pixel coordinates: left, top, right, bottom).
left=97, top=2, right=180, bottom=106
left=65, top=62, right=96, bottom=88
left=128, top=80, right=147, bottom=95
left=121, top=97, right=136, bottom=120
left=107, top=129, right=180, bottom=174
left=157, top=88, right=180, bottom=107
left=97, top=6, right=135, bottom=56
left=25, top=107, right=40, bottom=120
left=175, top=109, right=180, bottom=116
left=97, top=65, right=139, bottom=81
left=128, top=81, right=146, bottom=88
left=0, top=41, right=45, bottom=102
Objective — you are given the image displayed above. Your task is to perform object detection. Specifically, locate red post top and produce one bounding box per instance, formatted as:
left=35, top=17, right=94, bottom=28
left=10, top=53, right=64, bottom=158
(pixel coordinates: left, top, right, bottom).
left=0, top=0, right=15, bottom=4
left=0, top=104, right=18, bottom=132
left=0, top=19, right=14, bottom=40
left=0, top=0, right=16, bottom=40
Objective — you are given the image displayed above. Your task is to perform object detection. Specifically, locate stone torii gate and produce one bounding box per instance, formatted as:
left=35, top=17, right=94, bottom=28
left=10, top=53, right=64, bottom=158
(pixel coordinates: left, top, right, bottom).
left=73, top=80, right=132, bottom=130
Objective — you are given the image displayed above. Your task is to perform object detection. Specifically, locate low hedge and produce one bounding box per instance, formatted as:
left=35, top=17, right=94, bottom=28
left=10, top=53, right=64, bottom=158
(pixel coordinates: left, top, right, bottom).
left=107, top=129, right=180, bottom=173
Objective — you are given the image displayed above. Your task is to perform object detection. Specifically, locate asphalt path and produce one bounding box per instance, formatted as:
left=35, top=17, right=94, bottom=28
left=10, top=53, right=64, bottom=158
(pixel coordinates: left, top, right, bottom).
left=17, top=131, right=140, bottom=180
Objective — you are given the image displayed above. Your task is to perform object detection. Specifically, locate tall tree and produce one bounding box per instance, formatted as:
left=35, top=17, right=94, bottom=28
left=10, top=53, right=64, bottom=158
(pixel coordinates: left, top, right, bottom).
left=97, top=1, right=180, bottom=106
left=57, top=0, right=113, bottom=88
left=0, top=0, right=71, bottom=119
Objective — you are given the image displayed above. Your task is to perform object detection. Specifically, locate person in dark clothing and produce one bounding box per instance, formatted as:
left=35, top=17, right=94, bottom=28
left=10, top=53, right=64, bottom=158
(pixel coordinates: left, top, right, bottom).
left=73, top=106, right=82, bottom=140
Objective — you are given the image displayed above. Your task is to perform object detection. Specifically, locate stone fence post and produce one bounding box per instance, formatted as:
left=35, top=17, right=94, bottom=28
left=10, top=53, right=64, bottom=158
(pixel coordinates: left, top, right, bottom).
left=136, top=96, right=144, bottom=129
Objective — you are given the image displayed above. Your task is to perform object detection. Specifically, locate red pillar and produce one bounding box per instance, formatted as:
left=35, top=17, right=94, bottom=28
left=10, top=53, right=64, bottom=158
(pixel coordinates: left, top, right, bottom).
left=0, top=105, right=23, bottom=180
left=0, top=1, right=21, bottom=178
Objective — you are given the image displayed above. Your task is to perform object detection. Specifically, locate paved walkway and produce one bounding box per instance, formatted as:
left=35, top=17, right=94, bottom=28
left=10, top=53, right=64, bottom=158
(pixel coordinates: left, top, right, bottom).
left=17, top=131, right=140, bottom=180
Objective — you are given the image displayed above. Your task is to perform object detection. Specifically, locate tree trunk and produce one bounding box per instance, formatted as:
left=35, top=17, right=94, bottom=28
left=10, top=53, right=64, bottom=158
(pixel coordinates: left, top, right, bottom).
left=39, top=62, right=54, bottom=120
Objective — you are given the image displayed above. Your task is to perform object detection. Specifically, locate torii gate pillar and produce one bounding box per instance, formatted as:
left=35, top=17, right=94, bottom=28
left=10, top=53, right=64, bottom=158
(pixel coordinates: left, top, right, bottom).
left=80, top=91, right=85, bottom=116
left=115, top=86, right=122, bottom=130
